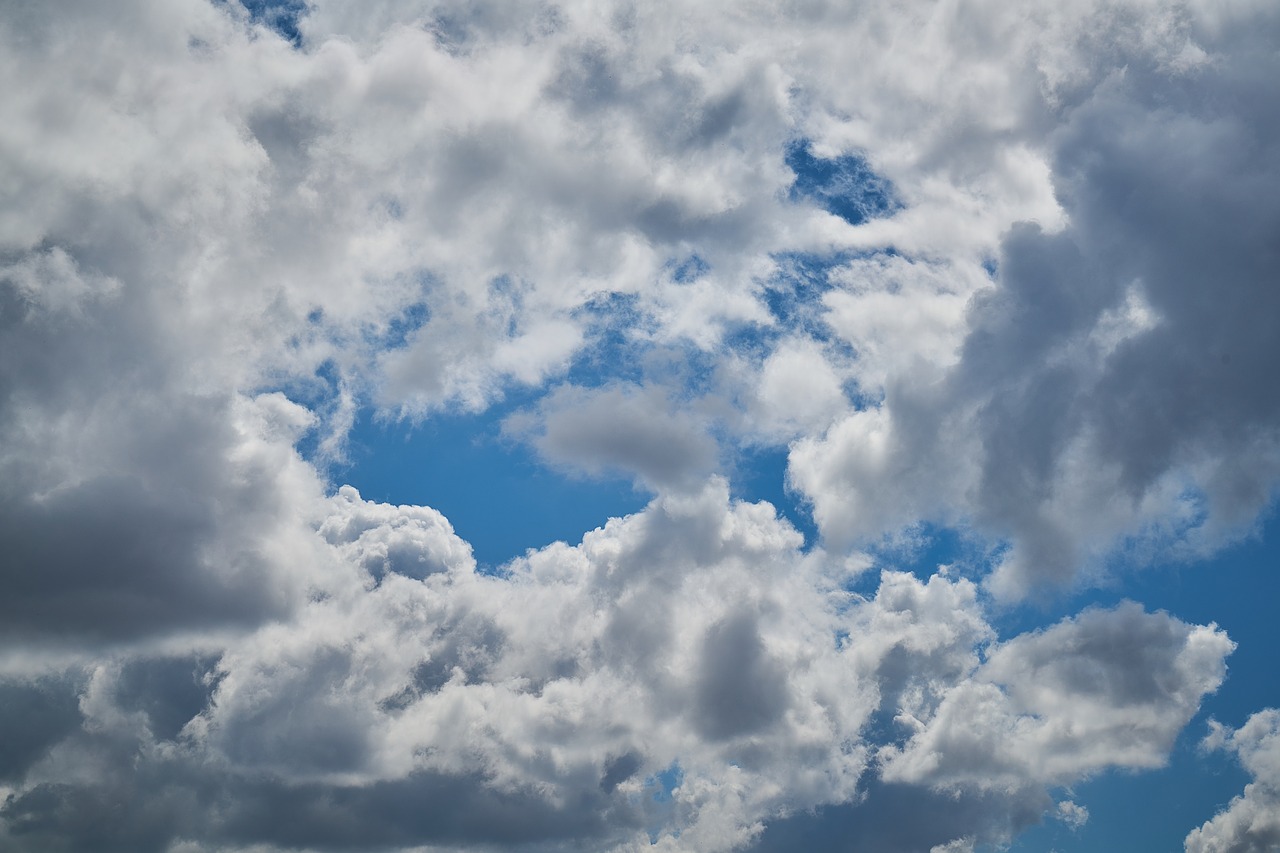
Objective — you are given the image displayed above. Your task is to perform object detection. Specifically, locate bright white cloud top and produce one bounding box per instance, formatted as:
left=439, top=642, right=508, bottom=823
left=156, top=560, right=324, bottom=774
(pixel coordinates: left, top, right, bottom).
left=1, top=0, right=1278, bottom=851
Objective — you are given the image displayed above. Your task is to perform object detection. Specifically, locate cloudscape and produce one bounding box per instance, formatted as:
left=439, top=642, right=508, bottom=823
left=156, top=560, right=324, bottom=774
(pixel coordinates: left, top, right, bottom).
left=2, top=1, right=1279, bottom=850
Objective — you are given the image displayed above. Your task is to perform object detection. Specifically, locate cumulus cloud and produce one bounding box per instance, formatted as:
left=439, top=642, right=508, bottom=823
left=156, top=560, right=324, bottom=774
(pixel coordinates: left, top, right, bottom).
left=0, top=483, right=1236, bottom=851
left=0, top=0, right=1276, bottom=849
left=880, top=603, right=1234, bottom=790
left=1185, top=710, right=1280, bottom=853
left=791, top=0, right=1280, bottom=596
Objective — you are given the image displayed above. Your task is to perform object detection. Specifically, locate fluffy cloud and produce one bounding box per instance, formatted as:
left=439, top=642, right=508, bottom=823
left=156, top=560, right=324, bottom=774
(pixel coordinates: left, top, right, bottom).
left=0, top=0, right=1275, bottom=849
left=791, top=0, right=1280, bottom=596
left=0, top=483, right=1235, bottom=851
left=1185, top=710, right=1280, bottom=853
left=880, top=603, right=1234, bottom=789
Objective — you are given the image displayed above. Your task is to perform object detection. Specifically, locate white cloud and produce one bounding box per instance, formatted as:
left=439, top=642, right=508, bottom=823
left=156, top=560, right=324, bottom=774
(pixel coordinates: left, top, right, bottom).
left=1057, top=799, right=1089, bottom=829
left=747, top=337, right=850, bottom=440
left=790, top=0, right=1280, bottom=595
left=0, top=482, right=1235, bottom=851
left=1185, top=710, right=1280, bottom=853
left=0, top=0, right=1276, bottom=849
left=880, top=603, right=1234, bottom=791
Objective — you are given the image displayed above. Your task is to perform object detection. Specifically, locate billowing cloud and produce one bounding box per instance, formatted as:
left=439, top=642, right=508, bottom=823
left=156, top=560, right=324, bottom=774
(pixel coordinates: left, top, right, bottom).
left=791, top=1, right=1280, bottom=596
left=0, top=483, right=1236, bottom=851
left=1185, top=710, right=1280, bottom=853
left=1, top=0, right=1276, bottom=849
left=505, top=383, right=720, bottom=491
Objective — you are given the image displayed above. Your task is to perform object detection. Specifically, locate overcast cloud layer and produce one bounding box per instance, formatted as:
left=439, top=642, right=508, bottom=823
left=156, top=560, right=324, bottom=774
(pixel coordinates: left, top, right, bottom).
left=1, top=0, right=1278, bottom=850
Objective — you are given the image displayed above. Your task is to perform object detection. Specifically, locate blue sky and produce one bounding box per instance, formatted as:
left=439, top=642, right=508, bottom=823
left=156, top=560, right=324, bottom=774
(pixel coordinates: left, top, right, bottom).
left=2, top=1, right=1280, bottom=852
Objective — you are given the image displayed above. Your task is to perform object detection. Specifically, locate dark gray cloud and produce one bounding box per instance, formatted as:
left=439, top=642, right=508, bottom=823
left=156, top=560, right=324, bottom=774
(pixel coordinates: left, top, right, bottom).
left=0, top=264, right=310, bottom=643
left=970, top=24, right=1280, bottom=589
left=0, top=676, right=84, bottom=783
left=0, top=767, right=635, bottom=853
left=750, top=779, right=1049, bottom=853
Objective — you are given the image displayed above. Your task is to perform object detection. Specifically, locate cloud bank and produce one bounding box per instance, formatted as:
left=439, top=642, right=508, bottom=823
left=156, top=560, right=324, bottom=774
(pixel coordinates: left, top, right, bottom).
left=1, top=0, right=1277, bottom=850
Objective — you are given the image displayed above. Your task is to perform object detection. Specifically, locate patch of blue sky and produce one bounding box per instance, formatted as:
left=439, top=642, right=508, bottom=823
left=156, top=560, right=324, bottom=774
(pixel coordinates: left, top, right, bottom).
left=235, top=0, right=307, bottom=46
left=851, top=522, right=994, bottom=590
left=279, top=357, right=343, bottom=461
left=761, top=250, right=841, bottom=338
left=647, top=762, right=684, bottom=805
left=667, top=254, right=711, bottom=284
left=338, top=389, right=649, bottom=572
left=785, top=139, right=901, bottom=227
left=360, top=296, right=432, bottom=353
left=642, top=761, right=685, bottom=843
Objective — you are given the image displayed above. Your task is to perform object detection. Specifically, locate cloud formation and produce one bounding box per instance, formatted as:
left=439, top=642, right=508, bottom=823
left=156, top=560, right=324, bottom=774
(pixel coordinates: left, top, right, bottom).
left=791, top=1, right=1280, bottom=595
left=1, top=0, right=1276, bottom=849
left=1186, top=710, right=1280, bottom=853
left=0, top=482, right=1237, bottom=852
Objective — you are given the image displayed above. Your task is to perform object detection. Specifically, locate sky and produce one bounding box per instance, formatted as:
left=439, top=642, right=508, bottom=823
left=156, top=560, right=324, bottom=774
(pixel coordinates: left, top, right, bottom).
left=1, top=1, right=1279, bottom=851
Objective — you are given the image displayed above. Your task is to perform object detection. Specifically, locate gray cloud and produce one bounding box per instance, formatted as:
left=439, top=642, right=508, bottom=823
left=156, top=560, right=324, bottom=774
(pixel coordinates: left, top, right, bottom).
left=0, top=0, right=1272, bottom=850
left=793, top=3, right=1280, bottom=596
left=694, top=609, right=790, bottom=740
left=508, top=383, right=720, bottom=492
left=0, top=676, right=84, bottom=783
left=0, top=484, right=1235, bottom=851
left=750, top=779, right=1050, bottom=853
left=1185, top=710, right=1280, bottom=853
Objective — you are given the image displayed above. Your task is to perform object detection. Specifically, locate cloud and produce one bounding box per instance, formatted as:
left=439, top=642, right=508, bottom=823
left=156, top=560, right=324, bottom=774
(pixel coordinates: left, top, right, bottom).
left=1185, top=710, right=1280, bottom=853
left=791, top=1, right=1280, bottom=595
left=0, top=483, right=1235, bottom=851
left=0, top=0, right=1276, bottom=849
left=505, top=383, right=720, bottom=491
left=320, top=485, right=476, bottom=581
left=880, top=603, right=1234, bottom=790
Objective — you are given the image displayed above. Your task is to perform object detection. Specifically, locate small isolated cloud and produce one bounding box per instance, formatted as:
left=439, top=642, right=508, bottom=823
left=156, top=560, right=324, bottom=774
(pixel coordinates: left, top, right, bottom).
left=506, top=383, right=720, bottom=492
left=1056, top=799, right=1089, bottom=830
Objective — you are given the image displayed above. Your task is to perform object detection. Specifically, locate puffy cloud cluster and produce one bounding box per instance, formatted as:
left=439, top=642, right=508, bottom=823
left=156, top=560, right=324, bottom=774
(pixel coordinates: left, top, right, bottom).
left=1, top=0, right=1277, bottom=849
left=0, top=482, right=1235, bottom=851
left=1186, top=710, right=1280, bottom=853
left=791, top=0, right=1280, bottom=595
